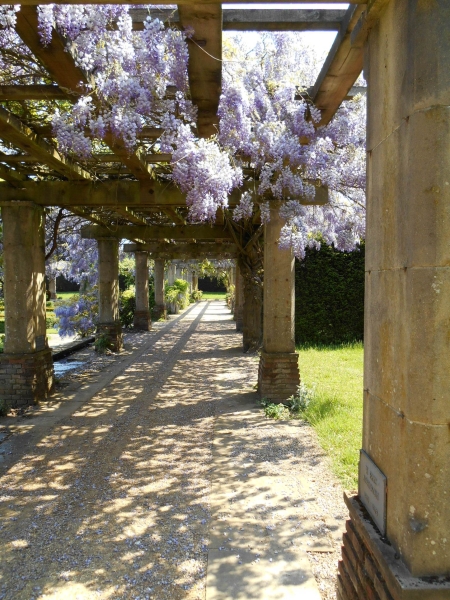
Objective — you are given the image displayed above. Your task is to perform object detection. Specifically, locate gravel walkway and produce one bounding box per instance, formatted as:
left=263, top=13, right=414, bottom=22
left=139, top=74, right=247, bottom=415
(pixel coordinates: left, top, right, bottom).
left=0, top=301, right=348, bottom=600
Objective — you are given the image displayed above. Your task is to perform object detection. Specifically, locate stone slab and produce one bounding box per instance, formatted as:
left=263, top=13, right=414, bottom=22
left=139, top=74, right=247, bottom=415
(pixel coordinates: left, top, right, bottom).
left=206, top=548, right=321, bottom=599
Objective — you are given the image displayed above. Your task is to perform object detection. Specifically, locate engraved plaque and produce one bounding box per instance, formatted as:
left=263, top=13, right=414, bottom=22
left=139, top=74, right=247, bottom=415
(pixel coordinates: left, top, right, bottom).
left=35, top=335, right=46, bottom=351
left=359, top=450, right=387, bottom=535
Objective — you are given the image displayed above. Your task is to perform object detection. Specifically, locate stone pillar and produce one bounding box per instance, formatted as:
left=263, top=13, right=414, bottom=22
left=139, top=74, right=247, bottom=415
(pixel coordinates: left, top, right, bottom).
left=258, top=202, right=299, bottom=401
left=229, top=266, right=236, bottom=312
left=167, top=263, right=176, bottom=285
left=152, top=259, right=166, bottom=320
left=338, top=2, right=450, bottom=598
left=48, top=277, right=57, bottom=300
left=0, top=202, right=54, bottom=408
left=97, top=237, right=123, bottom=352
left=192, top=273, right=198, bottom=292
left=234, top=265, right=244, bottom=332
left=133, top=250, right=151, bottom=331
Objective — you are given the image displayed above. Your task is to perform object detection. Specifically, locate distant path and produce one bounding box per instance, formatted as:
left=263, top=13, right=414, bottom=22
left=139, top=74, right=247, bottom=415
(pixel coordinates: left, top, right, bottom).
left=0, top=301, right=346, bottom=600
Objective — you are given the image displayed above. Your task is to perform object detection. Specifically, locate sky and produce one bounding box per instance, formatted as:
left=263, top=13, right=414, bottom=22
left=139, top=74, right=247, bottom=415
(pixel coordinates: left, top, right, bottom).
left=224, top=3, right=349, bottom=61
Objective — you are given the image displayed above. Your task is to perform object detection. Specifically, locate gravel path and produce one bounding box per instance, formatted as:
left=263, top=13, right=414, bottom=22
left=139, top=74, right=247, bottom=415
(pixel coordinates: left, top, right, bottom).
left=0, top=301, right=348, bottom=600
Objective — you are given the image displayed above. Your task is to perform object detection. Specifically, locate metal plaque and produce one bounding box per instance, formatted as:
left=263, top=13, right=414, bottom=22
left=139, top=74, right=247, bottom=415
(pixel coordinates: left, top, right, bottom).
left=359, top=450, right=387, bottom=535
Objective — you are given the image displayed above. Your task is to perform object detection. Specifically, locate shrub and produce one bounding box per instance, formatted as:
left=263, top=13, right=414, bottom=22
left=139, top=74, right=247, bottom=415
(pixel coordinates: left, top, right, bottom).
left=119, top=287, right=136, bottom=328
left=165, top=279, right=190, bottom=312
left=190, top=290, right=203, bottom=302
left=295, top=242, right=365, bottom=345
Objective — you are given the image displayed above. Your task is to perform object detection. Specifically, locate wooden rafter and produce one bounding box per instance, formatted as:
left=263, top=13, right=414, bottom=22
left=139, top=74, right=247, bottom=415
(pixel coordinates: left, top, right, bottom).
left=0, top=84, right=74, bottom=100
left=310, top=4, right=366, bottom=126
left=130, top=8, right=347, bottom=31
left=81, top=223, right=233, bottom=240
left=178, top=4, right=222, bottom=138
left=0, top=0, right=365, bottom=5
left=0, top=106, right=90, bottom=180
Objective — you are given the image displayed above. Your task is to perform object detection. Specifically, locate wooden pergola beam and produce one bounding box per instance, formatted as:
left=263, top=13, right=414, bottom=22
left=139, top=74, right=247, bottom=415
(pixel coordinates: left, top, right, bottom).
left=130, top=8, right=347, bottom=31
left=0, top=180, right=187, bottom=207
left=0, top=0, right=365, bottom=5
left=0, top=106, right=90, bottom=180
left=0, top=84, right=75, bottom=101
left=123, top=241, right=235, bottom=253
left=178, top=4, right=222, bottom=138
left=310, top=4, right=366, bottom=126
left=81, top=224, right=233, bottom=240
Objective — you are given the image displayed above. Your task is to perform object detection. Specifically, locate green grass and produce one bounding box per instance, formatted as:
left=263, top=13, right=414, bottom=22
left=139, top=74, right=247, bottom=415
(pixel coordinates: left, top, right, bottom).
left=297, top=341, right=363, bottom=491
left=199, top=291, right=227, bottom=300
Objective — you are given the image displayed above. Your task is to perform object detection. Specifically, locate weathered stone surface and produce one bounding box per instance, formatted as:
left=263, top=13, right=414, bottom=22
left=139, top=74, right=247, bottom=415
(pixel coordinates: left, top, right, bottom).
left=96, top=321, right=123, bottom=353
left=358, top=0, right=450, bottom=578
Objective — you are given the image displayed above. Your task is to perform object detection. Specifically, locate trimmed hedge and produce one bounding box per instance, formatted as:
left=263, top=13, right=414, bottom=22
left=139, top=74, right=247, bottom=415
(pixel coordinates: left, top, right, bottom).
left=295, top=243, right=365, bottom=345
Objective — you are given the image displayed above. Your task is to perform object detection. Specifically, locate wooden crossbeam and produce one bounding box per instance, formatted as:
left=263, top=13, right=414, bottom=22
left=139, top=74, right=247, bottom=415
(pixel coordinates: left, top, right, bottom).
left=310, top=4, right=366, bottom=126
left=0, top=180, right=187, bottom=207
left=130, top=8, right=346, bottom=31
left=81, top=224, right=233, bottom=240
left=0, top=163, right=27, bottom=186
left=123, top=241, right=235, bottom=253
left=113, top=207, right=149, bottom=225
left=0, top=106, right=90, bottom=180
left=0, top=0, right=365, bottom=5
left=178, top=4, right=222, bottom=138
left=70, top=207, right=108, bottom=226
left=0, top=84, right=74, bottom=100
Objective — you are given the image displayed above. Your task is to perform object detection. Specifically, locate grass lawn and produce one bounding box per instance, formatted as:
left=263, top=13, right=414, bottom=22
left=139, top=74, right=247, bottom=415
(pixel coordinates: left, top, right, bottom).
left=298, top=342, right=363, bottom=491
left=200, top=291, right=227, bottom=300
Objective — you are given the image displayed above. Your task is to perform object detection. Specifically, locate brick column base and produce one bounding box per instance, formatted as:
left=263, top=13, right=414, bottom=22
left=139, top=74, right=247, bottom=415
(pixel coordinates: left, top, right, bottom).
left=338, top=494, right=450, bottom=600
left=258, top=351, right=300, bottom=402
left=133, top=310, right=151, bottom=331
left=234, top=307, right=243, bottom=333
left=0, top=348, right=54, bottom=409
left=96, top=321, right=123, bottom=352
left=152, top=304, right=167, bottom=321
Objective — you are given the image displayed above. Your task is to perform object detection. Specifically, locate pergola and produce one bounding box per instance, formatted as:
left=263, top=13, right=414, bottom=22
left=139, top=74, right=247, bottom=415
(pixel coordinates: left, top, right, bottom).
left=0, top=1, right=449, bottom=599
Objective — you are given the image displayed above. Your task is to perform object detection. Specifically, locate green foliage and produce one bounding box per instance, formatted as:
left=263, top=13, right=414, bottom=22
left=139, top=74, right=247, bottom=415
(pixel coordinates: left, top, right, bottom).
left=295, top=243, right=365, bottom=345
left=190, top=290, right=203, bottom=302
left=94, top=334, right=111, bottom=354
left=285, top=382, right=316, bottom=413
left=298, top=341, right=363, bottom=490
left=119, top=287, right=136, bottom=328
left=165, top=279, right=190, bottom=310
left=119, top=255, right=136, bottom=290
left=259, top=397, right=290, bottom=420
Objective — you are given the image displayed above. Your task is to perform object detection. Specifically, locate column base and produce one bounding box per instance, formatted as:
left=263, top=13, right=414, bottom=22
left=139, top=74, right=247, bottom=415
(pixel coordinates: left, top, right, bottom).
left=258, top=351, right=300, bottom=402
left=338, top=494, right=450, bottom=600
left=96, top=322, right=123, bottom=352
left=133, top=310, right=151, bottom=331
left=0, top=348, right=54, bottom=409
left=152, top=304, right=167, bottom=321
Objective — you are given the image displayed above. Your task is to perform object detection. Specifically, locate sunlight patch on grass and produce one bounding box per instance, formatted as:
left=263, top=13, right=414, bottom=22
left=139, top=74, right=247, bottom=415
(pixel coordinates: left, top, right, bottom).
left=298, top=341, right=363, bottom=491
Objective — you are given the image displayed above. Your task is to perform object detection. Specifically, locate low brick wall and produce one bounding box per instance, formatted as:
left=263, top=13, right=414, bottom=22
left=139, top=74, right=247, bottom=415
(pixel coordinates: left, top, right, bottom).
left=0, top=348, right=54, bottom=408
left=152, top=304, right=167, bottom=321
left=258, top=351, right=300, bottom=401
left=133, top=310, right=151, bottom=331
left=339, top=494, right=450, bottom=600
left=96, top=321, right=123, bottom=352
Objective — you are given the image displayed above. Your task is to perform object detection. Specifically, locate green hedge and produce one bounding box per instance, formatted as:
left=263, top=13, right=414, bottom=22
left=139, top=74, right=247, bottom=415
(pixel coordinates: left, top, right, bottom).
left=295, top=243, right=365, bottom=345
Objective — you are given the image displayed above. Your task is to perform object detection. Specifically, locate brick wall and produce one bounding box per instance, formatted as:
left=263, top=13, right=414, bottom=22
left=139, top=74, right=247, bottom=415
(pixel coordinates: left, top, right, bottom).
left=0, top=349, right=54, bottom=408
left=339, top=494, right=450, bottom=600
left=258, top=351, right=300, bottom=401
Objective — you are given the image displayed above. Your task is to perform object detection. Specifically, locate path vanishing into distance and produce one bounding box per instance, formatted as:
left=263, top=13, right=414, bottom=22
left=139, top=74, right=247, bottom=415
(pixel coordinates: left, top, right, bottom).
left=0, top=301, right=347, bottom=600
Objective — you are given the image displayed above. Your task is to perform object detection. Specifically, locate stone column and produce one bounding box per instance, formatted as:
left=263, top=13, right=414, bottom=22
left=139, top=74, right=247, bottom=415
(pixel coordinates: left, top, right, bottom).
left=229, top=266, right=236, bottom=312
left=339, top=2, right=450, bottom=598
left=48, top=277, right=57, bottom=300
left=234, top=264, right=244, bottom=332
left=0, top=202, right=54, bottom=408
left=167, top=263, right=176, bottom=285
left=97, top=237, right=123, bottom=352
left=192, top=273, right=198, bottom=292
left=133, top=250, right=151, bottom=331
left=258, top=202, right=299, bottom=401
left=152, top=259, right=166, bottom=320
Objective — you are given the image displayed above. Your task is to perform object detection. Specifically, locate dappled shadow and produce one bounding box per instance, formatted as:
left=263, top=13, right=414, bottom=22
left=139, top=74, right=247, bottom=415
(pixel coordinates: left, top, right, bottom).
left=0, top=301, right=329, bottom=600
